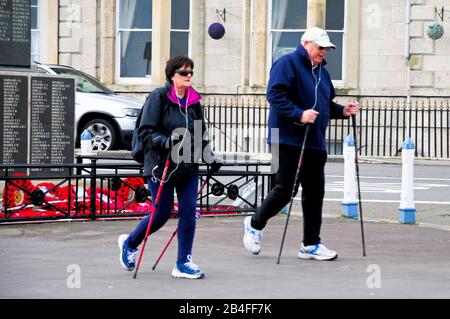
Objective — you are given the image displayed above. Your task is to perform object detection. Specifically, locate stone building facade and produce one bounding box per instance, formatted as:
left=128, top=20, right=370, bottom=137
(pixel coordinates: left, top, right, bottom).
left=33, top=0, right=450, bottom=100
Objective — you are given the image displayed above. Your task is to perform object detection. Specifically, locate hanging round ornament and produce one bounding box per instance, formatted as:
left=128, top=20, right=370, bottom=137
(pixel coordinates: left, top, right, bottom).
left=208, top=22, right=225, bottom=40
left=426, top=22, right=444, bottom=40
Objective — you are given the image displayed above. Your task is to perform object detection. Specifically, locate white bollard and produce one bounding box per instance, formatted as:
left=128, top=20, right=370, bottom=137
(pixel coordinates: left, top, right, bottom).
left=80, top=129, right=93, bottom=164
left=399, top=137, right=416, bottom=224
left=342, top=135, right=359, bottom=218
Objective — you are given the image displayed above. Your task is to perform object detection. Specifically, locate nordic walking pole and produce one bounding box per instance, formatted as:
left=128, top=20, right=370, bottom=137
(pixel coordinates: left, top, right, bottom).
left=151, top=166, right=218, bottom=271
left=151, top=226, right=177, bottom=271
left=352, top=114, right=367, bottom=257
left=133, top=158, right=171, bottom=279
left=277, top=125, right=311, bottom=264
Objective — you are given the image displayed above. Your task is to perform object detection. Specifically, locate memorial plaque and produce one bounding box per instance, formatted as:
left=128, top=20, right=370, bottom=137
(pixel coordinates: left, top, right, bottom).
left=30, top=76, right=75, bottom=176
left=0, top=0, right=31, bottom=67
left=0, top=74, right=28, bottom=174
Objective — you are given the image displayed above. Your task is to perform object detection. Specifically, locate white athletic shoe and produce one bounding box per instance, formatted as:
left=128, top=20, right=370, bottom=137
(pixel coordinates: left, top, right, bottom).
left=298, top=243, right=338, bottom=261
left=243, top=216, right=263, bottom=255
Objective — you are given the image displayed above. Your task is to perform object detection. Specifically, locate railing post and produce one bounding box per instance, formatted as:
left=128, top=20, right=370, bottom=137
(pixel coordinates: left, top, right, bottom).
left=89, top=159, right=97, bottom=221
left=76, top=155, right=82, bottom=175
left=342, top=135, right=359, bottom=218
left=399, top=137, right=416, bottom=224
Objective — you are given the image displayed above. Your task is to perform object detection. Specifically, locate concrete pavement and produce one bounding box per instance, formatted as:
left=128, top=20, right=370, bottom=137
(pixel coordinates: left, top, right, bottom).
left=0, top=215, right=449, bottom=299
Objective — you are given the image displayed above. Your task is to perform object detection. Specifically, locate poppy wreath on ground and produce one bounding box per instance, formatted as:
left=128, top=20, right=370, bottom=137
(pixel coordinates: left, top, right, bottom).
left=34, top=182, right=60, bottom=205
left=8, top=207, right=67, bottom=219
left=53, top=185, right=77, bottom=212
left=109, top=177, right=150, bottom=214
left=2, top=176, right=36, bottom=208
left=65, top=185, right=143, bottom=215
left=32, top=183, right=76, bottom=214
left=128, top=201, right=153, bottom=213
left=95, top=187, right=118, bottom=214
left=0, top=200, right=4, bottom=218
left=201, top=205, right=239, bottom=216
left=73, top=187, right=90, bottom=214
left=113, top=177, right=146, bottom=206
left=75, top=187, right=113, bottom=215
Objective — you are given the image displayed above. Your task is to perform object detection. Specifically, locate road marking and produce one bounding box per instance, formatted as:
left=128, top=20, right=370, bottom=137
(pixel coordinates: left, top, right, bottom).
left=293, top=198, right=450, bottom=205
left=325, top=181, right=450, bottom=193
left=327, top=174, right=450, bottom=182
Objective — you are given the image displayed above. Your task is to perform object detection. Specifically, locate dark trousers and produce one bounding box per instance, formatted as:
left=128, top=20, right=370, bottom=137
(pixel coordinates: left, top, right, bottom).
left=251, top=144, right=327, bottom=246
left=126, top=174, right=199, bottom=264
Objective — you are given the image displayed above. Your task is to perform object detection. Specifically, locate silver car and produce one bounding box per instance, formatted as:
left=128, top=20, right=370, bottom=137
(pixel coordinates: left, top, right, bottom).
left=36, top=63, right=143, bottom=151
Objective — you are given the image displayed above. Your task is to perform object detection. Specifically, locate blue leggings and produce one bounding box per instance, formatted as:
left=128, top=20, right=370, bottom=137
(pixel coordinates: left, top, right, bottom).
left=126, top=174, right=199, bottom=264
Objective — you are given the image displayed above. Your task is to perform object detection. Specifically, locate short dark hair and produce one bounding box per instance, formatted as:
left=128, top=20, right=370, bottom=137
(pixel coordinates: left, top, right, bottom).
left=165, top=55, right=194, bottom=83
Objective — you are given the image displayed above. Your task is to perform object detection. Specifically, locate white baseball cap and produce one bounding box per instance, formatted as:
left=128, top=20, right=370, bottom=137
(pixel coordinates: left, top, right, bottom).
left=301, top=27, right=336, bottom=49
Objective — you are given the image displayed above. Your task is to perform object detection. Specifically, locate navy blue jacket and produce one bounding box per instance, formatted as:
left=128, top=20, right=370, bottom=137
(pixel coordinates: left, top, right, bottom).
left=267, top=44, right=347, bottom=151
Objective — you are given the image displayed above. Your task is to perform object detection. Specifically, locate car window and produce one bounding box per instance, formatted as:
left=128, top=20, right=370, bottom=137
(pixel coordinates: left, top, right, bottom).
left=51, top=67, right=114, bottom=94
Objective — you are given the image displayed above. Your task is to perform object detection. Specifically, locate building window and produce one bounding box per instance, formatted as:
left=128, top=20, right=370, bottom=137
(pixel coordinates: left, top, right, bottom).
left=117, top=0, right=152, bottom=79
left=268, top=0, right=346, bottom=81
left=270, top=0, right=307, bottom=62
left=31, top=0, right=40, bottom=62
left=324, top=0, right=345, bottom=81
left=170, top=0, right=191, bottom=58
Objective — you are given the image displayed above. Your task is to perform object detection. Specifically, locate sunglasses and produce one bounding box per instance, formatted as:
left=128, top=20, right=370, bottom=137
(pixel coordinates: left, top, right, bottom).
left=175, top=69, right=194, bottom=77
left=313, top=43, right=330, bottom=51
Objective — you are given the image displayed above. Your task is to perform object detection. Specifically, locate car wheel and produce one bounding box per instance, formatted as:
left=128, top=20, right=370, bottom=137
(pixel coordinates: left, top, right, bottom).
left=82, top=119, right=117, bottom=151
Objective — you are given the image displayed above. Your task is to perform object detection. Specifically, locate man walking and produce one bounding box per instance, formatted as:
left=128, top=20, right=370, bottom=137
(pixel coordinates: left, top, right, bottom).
left=243, top=27, right=359, bottom=261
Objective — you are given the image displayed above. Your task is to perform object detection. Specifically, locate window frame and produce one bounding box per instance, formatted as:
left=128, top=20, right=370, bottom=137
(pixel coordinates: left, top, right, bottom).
left=324, top=0, right=347, bottom=86
left=115, top=0, right=153, bottom=84
left=170, top=0, right=192, bottom=58
left=266, top=0, right=348, bottom=86
left=266, top=0, right=307, bottom=81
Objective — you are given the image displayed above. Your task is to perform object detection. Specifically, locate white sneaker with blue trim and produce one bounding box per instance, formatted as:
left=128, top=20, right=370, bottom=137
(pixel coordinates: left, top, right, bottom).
left=298, top=243, right=338, bottom=261
left=172, top=255, right=205, bottom=279
left=118, top=234, right=138, bottom=271
left=243, top=216, right=263, bottom=255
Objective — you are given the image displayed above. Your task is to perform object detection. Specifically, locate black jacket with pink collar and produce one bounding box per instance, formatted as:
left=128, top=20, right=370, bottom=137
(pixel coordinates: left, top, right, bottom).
left=138, top=82, right=214, bottom=180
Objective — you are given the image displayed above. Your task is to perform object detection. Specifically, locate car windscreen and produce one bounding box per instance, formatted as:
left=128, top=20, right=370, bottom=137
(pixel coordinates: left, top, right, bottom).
left=51, top=67, right=115, bottom=94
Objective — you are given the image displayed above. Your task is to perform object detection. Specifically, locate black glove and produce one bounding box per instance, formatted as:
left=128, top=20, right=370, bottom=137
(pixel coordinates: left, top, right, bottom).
left=164, top=134, right=183, bottom=150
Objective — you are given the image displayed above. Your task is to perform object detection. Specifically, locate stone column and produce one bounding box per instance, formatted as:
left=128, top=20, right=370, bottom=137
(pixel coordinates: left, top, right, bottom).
left=151, top=0, right=171, bottom=85
left=39, top=0, right=59, bottom=64
left=99, top=0, right=115, bottom=84
left=307, top=0, right=325, bottom=28
left=249, top=0, right=268, bottom=88
left=344, top=0, right=360, bottom=88
left=241, top=0, right=251, bottom=87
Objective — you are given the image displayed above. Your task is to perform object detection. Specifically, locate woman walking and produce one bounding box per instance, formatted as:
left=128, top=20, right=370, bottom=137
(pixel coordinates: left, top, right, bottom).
left=118, top=56, right=219, bottom=279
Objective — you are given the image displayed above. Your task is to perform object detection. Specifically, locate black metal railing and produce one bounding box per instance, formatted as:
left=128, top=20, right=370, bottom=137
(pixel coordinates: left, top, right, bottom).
left=0, top=158, right=274, bottom=223
left=202, top=95, right=450, bottom=158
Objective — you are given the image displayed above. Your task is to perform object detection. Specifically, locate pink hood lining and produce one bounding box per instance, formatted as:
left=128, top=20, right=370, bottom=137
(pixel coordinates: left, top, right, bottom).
left=167, top=85, right=202, bottom=109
